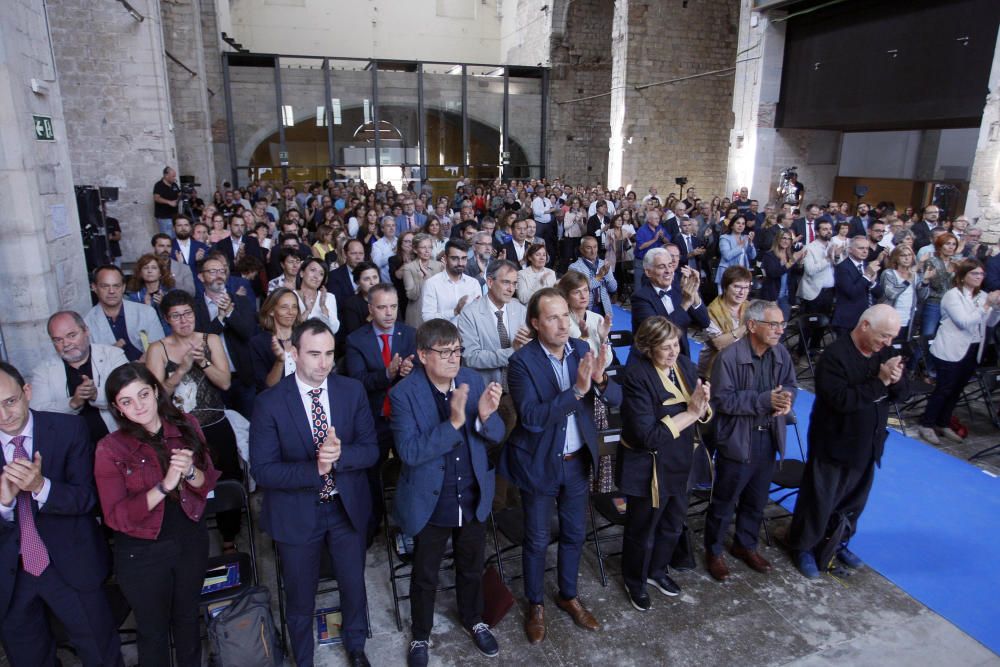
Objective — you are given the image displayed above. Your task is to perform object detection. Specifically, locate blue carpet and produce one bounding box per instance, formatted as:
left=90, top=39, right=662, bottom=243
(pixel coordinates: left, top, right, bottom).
left=611, top=305, right=1000, bottom=655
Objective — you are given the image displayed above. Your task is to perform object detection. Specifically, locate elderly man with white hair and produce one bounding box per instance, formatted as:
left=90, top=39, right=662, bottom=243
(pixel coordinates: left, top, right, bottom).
left=787, top=304, right=909, bottom=579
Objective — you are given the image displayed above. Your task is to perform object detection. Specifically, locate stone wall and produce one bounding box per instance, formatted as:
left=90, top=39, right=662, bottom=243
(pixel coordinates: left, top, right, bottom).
left=162, top=0, right=217, bottom=193
left=547, top=0, right=614, bottom=186
left=967, top=25, right=1000, bottom=240
left=48, top=0, right=178, bottom=262
left=617, top=0, right=740, bottom=198
left=0, top=0, right=91, bottom=369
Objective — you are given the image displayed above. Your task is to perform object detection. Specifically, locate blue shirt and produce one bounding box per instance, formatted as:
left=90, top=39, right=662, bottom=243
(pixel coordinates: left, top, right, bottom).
left=634, top=223, right=670, bottom=260
left=544, top=343, right=583, bottom=455
left=107, top=309, right=142, bottom=361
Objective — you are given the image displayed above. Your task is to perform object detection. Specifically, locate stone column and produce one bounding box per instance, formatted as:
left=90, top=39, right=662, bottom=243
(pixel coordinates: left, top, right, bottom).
left=0, top=0, right=92, bottom=369
left=967, top=25, right=1000, bottom=241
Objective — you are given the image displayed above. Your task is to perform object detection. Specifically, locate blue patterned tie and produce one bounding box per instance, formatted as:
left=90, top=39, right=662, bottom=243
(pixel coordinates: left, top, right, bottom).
left=309, top=388, right=336, bottom=501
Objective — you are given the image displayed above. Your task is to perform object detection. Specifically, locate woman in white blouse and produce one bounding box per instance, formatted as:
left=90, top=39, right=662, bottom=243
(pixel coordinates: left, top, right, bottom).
left=558, top=269, right=613, bottom=371
left=516, top=243, right=558, bottom=305
left=401, top=233, right=444, bottom=327
left=294, top=257, right=340, bottom=333
left=917, top=258, right=1000, bottom=445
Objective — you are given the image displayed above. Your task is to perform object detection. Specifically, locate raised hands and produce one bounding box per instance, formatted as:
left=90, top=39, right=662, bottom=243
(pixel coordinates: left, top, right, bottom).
left=317, top=427, right=341, bottom=476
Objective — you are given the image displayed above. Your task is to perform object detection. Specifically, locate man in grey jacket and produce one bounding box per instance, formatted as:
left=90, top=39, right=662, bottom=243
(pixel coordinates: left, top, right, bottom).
left=705, top=299, right=797, bottom=581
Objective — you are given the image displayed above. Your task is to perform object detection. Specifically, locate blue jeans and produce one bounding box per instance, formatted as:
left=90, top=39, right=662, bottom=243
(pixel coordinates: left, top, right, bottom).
left=520, top=455, right=590, bottom=604
left=156, top=218, right=175, bottom=238
left=920, top=302, right=942, bottom=375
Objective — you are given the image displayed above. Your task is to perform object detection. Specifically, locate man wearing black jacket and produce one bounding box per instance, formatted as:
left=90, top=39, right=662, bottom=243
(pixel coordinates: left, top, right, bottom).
left=787, top=305, right=908, bottom=578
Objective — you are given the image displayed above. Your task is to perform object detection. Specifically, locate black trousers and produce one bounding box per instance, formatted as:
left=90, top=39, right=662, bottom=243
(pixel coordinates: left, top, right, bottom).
left=703, top=432, right=776, bottom=555
left=787, top=455, right=875, bottom=554
left=115, top=526, right=209, bottom=667
left=800, top=287, right=834, bottom=350
left=202, top=418, right=242, bottom=542
left=621, top=490, right=687, bottom=595
left=410, top=520, right=486, bottom=641
left=921, top=345, right=978, bottom=429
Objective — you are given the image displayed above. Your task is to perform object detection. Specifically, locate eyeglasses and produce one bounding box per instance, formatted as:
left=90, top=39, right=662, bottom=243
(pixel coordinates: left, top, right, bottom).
left=730, top=284, right=751, bottom=292
left=201, top=268, right=227, bottom=276
left=427, top=346, right=464, bottom=360
left=754, top=319, right=787, bottom=331
left=167, top=310, right=196, bottom=322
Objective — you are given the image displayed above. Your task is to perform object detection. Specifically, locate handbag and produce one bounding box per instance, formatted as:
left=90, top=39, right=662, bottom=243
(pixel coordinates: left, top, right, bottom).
left=481, top=565, right=514, bottom=627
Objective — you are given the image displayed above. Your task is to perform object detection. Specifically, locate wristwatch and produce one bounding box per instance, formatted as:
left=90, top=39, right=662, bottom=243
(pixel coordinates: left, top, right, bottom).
left=201, top=360, right=212, bottom=370
left=184, top=466, right=197, bottom=481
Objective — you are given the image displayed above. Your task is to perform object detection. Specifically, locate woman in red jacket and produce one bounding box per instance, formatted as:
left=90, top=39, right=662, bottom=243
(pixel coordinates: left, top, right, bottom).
left=95, top=362, right=220, bottom=667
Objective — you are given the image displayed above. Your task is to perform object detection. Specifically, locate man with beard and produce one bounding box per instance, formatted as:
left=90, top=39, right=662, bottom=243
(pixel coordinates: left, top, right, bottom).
left=171, top=215, right=210, bottom=281
left=194, top=254, right=258, bottom=419
left=421, top=240, right=482, bottom=325
left=151, top=233, right=196, bottom=295
left=29, top=312, right=128, bottom=442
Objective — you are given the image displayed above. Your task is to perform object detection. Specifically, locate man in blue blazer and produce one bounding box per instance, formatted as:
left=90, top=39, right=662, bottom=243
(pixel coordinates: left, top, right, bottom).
left=170, top=215, right=210, bottom=280
left=250, top=319, right=379, bottom=667
left=344, top=283, right=417, bottom=538
left=0, top=362, right=122, bottom=666
left=631, top=247, right=709, bottom=358
left=390, top=319, right=504, bottom=666
left=832, top=236, right=884, bottom=339
left=499, top=288, right=622, bottom=644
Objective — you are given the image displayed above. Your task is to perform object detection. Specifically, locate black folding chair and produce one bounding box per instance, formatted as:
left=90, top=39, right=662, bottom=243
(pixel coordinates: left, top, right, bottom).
left=762, top=411, right=805, bottom=546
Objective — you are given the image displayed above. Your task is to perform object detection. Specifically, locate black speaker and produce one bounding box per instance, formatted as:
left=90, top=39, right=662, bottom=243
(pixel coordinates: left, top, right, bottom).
left=74, top=185, right=111, bottom=270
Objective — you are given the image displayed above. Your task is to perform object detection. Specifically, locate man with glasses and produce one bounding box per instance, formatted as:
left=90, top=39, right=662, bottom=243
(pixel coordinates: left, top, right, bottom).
left=0, top=361, right=125, bottom=666
left=194, top=254, right=258, bottom=419
left=421, top=240, right=482, bottom=324
left=29, top=312, right=128, bottom=443
left=390, top=319, right=505, bottom=666
left=704, top=300, right=797, bottom=581
left=466, top=232, right=496, bottom=286
left=83, top=265, right=165, bottom=362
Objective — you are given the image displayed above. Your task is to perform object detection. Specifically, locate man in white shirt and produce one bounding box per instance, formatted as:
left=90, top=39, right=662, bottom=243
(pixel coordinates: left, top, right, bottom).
left=371, top=217, right=399, bottom=283
left=641, top=186, right=662, bottom=206
left=421, top=240, right=482, bottom=324
left=797, top=219, right=835, bottom=349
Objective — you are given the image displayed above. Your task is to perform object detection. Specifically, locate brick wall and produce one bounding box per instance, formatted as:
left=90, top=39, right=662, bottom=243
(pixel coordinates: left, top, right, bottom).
left=48, top=0, right=178, bottom=262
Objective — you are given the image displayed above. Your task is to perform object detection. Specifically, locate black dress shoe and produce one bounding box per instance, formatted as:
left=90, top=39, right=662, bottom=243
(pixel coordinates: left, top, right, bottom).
left=408, top=640, right=430, bottom=667
left=468, top=622, right=499, bottom=657
left=626, top=587, right=651, bottom=611
left=348, top=649, right=371, bottom=666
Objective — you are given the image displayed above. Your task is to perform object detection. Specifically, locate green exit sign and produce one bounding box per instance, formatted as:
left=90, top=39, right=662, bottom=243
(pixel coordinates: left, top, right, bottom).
left=33, top=115, right=54, bottom=141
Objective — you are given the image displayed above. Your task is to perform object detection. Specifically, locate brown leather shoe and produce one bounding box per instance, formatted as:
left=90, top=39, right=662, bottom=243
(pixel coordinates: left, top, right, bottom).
left=525, top=603, right=546, bottom=644
left=730, top=544, right=772, bottom=573
left=706, top=552, right=731, bottom=581
left=555, top=596, right=600, bottom=631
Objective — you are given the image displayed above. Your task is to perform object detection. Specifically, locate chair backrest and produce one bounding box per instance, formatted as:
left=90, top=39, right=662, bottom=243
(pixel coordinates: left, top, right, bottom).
left=206, top=479, right=248, bottom=516
left=608, top=330, right=633, bottom=349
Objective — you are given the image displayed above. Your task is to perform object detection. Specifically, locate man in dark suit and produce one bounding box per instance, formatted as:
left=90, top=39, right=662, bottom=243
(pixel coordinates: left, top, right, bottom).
left=847, top=202, right=874, bottom=238
left=390, top=320, right=504, bottom=666
left=500, top=288, right=622, bottom=644
left=912, top=205, right=941, bottom=252
left=213, top=213, right=263, bottom=271
left=250, top=319, right=379, bottom=667
left=0, top=362, right=122, bottom=666
left=500, top=217, right=530, bottom=269
left=171, top=215, right=210, bottom=278
left=675, top=216, right=705, bottom=274
left=194, top=254, right=259, bottom=419
left=586, top=200, right=611, bottom=256
left=832, top=236, right=885, bottom=339
left=631, top=247, right=709, bottom=358
left=791, top=204, right=822, bottom=251
left=344, top=283, right=417, bottom=537
left=328, top=239, right=367, bottom=315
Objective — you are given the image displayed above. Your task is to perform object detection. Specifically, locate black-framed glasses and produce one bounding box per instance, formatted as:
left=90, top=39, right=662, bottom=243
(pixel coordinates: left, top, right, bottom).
left=428, top=346, right=464, bottom=360
left=755, top=319, right=787, bottom=331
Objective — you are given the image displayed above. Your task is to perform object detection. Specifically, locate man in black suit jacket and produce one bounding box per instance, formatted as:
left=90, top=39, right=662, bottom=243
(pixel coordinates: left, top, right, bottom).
left=586, top=201, right=611, bottom=256
left=630, top=247, right=709, bottom=358
left=911, top=205, right=941, bottom=252
left=250, top=320, right=379, bottom=667
left=500, top=218, right=531, bottom=269
left=675, top=216, right=705, bottom=274
left=791, top=204, right=822, bottom=251
left=194, top=254, right=259, bottom=419
left=831, top=237, right=885, bottom=338
left=847, top=203, right=874, bottom=238
left=0, top=362, right=122, bottom=666
left=344, top=284, right=417, bottom=537
left=213, top=214, right=264, bottom=271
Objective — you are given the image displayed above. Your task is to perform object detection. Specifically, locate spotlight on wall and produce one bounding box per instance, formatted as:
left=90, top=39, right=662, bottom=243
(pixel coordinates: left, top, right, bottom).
left=115, top=0, right=144, bottom=22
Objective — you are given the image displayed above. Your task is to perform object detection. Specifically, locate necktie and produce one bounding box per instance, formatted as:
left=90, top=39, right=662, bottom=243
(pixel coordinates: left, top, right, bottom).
left=309, top=388, right=336, bottom=500
left=496, top=310, right=511, bottom=391
left=658, top=290, right=675, bottom=315
left=808, top=222, right=815, bottom=243
left=11, top=436, right=50, bottom=577
left=379, top=334, right=392, bottom=417
left=408, top=216, right=413, bottom=228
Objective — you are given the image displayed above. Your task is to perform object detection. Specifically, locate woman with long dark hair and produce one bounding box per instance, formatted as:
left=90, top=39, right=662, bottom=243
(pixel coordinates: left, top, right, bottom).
left=95, top=362, right=220, bottom=667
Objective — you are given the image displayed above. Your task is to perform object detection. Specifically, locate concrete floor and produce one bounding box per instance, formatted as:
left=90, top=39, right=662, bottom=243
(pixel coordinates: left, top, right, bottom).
left=31, top=360, right=1000, bottom=667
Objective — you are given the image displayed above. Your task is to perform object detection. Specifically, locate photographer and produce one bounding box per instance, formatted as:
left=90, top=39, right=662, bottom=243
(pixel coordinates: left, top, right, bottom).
left=153, top=167, right=181, bottom=238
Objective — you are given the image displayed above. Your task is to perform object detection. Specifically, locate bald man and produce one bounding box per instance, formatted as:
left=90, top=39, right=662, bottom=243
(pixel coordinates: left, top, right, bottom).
left=788, top=305, right=909, bottom=578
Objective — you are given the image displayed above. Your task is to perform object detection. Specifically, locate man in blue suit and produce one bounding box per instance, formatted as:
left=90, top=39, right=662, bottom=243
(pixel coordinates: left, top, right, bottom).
left=390, top=319, right=505, bottom=666
left=631, top=247, right=709, bottom=358
left=500, top=288, right=622, bottom=644
left=832, top=236, right=884, bottom=339
left=0, top=362, right=122, bottom=666
left=170, top=215, right=210, bottom=281
left=395, top=197, right=428, bottom=234
left=345, top=283, right=417, bottom=538
left=250, top=319, right=379, bottom=667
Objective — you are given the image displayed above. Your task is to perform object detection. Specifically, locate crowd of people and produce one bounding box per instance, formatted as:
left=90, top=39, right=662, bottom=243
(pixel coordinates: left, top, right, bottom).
left=1, top=169, right=996, bottom=667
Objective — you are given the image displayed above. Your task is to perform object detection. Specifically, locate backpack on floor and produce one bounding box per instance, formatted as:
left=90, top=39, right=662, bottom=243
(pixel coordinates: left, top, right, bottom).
left=207, top=586, right=284, bottom=667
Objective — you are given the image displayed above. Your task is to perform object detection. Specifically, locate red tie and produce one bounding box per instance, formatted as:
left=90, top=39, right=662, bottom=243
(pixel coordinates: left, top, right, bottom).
left=380, top=334, right=392, bottom=417
left=11, top=437, right=50, bottom=577
left=808, top=221, right=815, bottom=243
